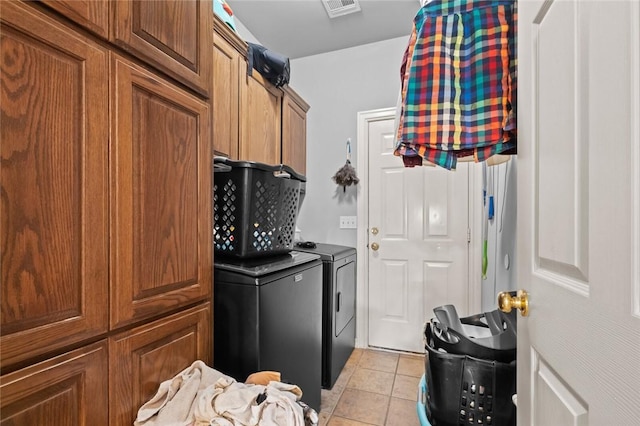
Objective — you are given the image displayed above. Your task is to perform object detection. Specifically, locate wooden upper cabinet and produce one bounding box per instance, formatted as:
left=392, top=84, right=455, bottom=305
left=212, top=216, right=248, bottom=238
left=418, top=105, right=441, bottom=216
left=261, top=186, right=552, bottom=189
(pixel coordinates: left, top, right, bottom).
left=0, top=1, right=109, bottom=369
left=1, top=341, right=108, bottom=425
left=109, top=303, right=211, bottom=426
left=111, top=0, right=212, bottom=98
left=40, top=0, right=109, bottom=39
left=212, top=14, right=309, bottom=167
left=239, top=72, right=282, bottom=166
left=110, top=54, right=212, bottom=329
left=282, top=88, right=310, bottom=176
left=213, top=29, right=241, bottom=159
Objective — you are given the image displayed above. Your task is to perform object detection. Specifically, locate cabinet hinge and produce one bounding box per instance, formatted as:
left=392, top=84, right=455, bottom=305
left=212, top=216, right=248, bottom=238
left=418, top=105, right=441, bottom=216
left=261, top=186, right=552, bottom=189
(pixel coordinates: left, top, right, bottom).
left=467, top=228, right=471, bottom=243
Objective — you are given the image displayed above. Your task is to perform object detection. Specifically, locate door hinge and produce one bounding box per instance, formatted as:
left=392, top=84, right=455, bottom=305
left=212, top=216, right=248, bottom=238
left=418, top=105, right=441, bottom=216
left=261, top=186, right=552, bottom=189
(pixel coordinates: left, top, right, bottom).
left=467, top=228, right=471, bottom=243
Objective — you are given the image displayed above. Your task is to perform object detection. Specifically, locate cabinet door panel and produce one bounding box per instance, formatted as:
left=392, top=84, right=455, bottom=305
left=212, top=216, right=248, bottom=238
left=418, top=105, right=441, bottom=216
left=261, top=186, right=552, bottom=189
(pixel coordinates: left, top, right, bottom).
left=0, top=1, right=109, bottom=368
left=282, top=93, right=308, bottom=175
left=0, top=341, right=108, bottom=426
left=212, top=32, right=240, bottom=159
left=40, top=0, right=109, bottom=39
left=239, top=73, right=282, bottom=165
left=112, top=0, right=212, bottom=97
left=111, top=55, right=212, bottom=329
left=109, top=303, right=211, bottom=426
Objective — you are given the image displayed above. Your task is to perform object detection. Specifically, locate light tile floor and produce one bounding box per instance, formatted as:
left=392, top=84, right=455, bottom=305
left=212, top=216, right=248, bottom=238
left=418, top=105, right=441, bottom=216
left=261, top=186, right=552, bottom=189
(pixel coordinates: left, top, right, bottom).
left=318, top=348, right=425, bottom=426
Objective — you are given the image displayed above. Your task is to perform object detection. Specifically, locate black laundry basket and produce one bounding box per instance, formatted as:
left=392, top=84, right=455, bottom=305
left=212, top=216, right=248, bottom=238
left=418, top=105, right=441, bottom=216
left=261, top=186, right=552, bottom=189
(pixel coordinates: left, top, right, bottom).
left=423, top=305, right=517, bottom=426
left=213, top=157, right=306, bottom=258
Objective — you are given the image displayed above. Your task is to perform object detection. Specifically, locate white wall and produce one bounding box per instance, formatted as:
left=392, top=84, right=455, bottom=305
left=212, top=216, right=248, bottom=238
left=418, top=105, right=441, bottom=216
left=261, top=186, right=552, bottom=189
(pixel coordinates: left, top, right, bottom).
left=481, top=160, right=518, bottom=312
left=290, top=36, right=409, bottom=247
left=231, top=17, right=261, bottom=45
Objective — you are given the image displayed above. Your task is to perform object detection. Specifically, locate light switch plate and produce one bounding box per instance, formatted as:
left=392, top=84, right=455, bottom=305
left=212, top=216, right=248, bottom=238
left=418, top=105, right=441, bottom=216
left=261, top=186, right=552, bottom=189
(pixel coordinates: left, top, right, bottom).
left=340, top=216, right=357, bottom=229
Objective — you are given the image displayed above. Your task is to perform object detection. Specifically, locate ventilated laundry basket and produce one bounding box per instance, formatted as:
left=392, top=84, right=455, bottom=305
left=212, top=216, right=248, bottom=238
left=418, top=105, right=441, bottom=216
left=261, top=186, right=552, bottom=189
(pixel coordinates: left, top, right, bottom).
left=422, top=305, right=517, bottom=426
left=213, top=157, right=305, bottom=258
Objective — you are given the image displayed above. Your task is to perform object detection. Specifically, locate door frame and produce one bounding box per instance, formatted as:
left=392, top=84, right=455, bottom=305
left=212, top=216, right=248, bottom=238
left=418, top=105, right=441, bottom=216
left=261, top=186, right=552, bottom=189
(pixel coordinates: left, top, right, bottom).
left=634, top=0, right=640, bottom=320
left=355, top=107, right=392, bottom=348
left=355, top=107, right=484, bottom=349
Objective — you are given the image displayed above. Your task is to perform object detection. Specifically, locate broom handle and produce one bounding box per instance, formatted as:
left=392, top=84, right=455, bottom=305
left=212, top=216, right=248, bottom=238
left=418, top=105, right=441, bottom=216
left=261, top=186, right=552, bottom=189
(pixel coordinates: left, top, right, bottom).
left=346, top=138, right=351, bottom=162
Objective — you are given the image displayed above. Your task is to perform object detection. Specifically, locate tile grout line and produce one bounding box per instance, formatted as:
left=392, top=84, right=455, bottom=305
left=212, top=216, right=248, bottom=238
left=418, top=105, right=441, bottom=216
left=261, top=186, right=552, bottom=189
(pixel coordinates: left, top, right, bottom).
left=323, top=349, right=361, bottom=424
left=382, top=356, right=400, bottom=426
left=328, top=368, right=350, bottom=418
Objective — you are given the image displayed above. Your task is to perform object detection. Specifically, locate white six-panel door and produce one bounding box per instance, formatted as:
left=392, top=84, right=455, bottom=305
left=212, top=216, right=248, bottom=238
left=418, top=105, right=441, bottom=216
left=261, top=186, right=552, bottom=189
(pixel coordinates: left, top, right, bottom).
left=365, top=114, right=471, bottom=353
left=518, top=0, right=640, bottom=424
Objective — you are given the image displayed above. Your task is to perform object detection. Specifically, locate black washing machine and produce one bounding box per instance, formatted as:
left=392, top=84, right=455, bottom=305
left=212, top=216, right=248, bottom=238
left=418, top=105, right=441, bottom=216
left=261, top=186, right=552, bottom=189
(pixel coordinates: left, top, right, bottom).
left=295, top=243, right=356, bottom=389
left=213, top=251, right=323, bottom=411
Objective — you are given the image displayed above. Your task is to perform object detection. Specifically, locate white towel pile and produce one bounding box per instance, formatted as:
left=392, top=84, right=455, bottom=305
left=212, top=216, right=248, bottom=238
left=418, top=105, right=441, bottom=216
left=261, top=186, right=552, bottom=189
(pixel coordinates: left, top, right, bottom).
left=135, top=361, right=306, bottom=426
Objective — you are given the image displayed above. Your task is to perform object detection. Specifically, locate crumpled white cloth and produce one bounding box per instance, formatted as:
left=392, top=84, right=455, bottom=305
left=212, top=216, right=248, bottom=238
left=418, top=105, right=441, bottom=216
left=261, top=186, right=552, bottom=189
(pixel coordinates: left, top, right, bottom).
left=134, top=361, right=305, bottom=426
left=194, top=378, right=304, bottom=426
left=256, top=382, right=304, bottom=426
left=135, top=361, right=229, bottom=426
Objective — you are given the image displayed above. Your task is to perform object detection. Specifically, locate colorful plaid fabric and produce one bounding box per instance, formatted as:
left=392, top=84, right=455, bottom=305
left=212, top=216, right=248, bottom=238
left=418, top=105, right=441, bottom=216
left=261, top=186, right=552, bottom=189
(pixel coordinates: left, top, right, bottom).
left=395, top=0, right=517, bottom=170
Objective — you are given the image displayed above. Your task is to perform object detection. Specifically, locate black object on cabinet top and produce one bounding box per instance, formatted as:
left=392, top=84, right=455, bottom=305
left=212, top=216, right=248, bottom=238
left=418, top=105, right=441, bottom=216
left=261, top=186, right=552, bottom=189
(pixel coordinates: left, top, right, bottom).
left=293, top=243, right=356, bottom=261
left=214, top=250, right=320, bottom=280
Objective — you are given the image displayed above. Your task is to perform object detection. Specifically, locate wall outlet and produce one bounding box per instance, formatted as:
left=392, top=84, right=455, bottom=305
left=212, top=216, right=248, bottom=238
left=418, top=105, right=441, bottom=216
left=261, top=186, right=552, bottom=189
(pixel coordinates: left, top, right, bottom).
left=340, top=216, right=357, bottom=229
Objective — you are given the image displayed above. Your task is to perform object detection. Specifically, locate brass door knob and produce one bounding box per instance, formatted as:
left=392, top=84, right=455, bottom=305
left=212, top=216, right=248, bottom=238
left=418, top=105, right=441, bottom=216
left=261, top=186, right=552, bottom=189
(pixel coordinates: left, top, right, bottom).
left=498, top=290, right=529, bottom=316
left=371, top=242, right=380, bottom=251
left=371, top=227, right=379, bottom=235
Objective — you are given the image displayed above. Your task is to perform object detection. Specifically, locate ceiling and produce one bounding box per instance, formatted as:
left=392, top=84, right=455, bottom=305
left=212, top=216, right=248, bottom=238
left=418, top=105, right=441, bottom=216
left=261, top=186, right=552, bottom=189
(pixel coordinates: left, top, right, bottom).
left=225, top=0, right=422, bottom=59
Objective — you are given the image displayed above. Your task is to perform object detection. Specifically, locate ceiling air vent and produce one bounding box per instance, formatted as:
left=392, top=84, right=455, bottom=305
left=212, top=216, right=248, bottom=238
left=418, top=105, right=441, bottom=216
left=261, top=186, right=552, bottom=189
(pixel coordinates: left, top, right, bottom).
left=322, top=0, right=361, bottom=18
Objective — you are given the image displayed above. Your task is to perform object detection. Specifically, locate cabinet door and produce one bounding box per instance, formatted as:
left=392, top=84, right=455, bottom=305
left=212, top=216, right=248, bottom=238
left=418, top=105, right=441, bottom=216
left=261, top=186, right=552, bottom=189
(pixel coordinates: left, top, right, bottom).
left=281, top=91, right=309, bottom=176
left=213, top=31, right=240, bottom=159
left=109, top=303, right=212, bottom=426
left=111, top=55, right=212, bottom=329
left=0, top=1, right=109, bottom=368
left=1, top=341, right=108, bottom=425
left=239, top=72, right=282, bottom=165
left=40, top=0, right=109, bottom=39
left=112, top=0, right=212, bottom=98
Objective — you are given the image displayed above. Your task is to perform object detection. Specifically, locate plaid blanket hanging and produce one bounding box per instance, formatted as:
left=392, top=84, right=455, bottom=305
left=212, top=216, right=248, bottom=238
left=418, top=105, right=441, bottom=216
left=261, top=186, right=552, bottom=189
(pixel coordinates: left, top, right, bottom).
left=395, top=0, right=517, bottom=170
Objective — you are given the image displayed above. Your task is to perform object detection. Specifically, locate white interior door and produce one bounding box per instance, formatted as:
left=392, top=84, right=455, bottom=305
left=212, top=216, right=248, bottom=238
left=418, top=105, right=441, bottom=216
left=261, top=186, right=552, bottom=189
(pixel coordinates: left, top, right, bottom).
left=518, top=0, right=640, bottom=424
left=366, top=114, right=471, bottom=353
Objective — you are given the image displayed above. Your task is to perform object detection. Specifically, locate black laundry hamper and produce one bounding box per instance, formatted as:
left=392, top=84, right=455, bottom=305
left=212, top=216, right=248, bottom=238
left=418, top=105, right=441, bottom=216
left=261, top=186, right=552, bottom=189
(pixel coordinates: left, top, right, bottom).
left=423, top=305, right=517, bottom=426
left=213, top=157, right=306, bottom=258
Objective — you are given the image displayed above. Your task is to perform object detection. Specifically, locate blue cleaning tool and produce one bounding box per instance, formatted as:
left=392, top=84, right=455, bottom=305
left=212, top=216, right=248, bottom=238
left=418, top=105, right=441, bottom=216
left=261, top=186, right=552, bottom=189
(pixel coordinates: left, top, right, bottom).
left=488, top=166, right=495, bottom=220
left=482, top=163, right=488, bottom=279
